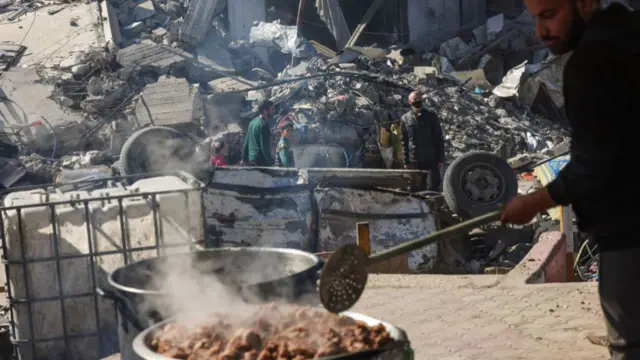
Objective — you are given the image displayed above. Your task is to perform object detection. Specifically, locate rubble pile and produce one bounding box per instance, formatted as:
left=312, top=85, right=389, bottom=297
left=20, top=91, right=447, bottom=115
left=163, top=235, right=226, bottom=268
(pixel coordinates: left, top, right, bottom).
left=0, top=0, right=573, bottom=184
left=263, top=66, right=566, bottom=160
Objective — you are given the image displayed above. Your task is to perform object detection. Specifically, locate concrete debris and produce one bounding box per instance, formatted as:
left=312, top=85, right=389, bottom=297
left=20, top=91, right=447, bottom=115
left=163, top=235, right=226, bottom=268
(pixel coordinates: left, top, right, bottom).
left=0, top=0, right=573, bottom=189
left=133, top=0, right=155, bottom=22
left=116, top=41, right=192, bottom=74
left=249, top=20, right=314, bottom=57
left=133, top=76, right=204, bottom=128
left=177, top=0, right=225, bottom=45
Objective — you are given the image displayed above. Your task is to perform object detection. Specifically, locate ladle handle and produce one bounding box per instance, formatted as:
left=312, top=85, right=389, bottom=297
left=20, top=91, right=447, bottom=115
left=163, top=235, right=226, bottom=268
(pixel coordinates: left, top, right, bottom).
left=368, top=210, right=502, bottom=264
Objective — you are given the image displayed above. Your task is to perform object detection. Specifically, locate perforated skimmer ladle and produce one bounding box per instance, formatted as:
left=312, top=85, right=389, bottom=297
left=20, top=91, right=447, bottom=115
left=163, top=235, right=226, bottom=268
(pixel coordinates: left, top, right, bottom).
left=318, top=210, right=502, bottom=313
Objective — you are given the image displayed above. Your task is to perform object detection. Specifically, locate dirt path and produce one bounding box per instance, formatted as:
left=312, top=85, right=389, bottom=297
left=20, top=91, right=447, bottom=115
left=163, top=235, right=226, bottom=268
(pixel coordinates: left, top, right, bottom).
left=354, top=275, right=608, bottom=360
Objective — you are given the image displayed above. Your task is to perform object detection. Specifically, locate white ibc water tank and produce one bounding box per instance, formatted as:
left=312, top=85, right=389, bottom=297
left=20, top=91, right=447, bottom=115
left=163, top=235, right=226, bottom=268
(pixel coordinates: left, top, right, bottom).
left=1, top=174, right=203, bottom=359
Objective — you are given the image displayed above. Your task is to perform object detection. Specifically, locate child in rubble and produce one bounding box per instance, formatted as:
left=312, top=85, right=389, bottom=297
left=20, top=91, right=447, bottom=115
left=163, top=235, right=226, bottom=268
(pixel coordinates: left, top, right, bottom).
left=210, top=140, right=228, bottom=166
left=275, top=120, right=295, bottom=168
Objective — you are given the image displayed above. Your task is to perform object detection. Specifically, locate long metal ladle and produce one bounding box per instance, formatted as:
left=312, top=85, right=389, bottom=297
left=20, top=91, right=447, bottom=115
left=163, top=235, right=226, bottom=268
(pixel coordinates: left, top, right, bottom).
left=318, top=210, right=502, bottom=313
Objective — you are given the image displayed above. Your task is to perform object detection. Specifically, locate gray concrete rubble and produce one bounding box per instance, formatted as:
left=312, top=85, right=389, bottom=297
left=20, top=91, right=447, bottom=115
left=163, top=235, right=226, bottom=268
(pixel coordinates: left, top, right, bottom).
left=176, top=0, right=225, bottom=45
left=116, top=41, right=192, bottom=73
left=133, top=76, right=204, bottom=127
left=0, top=0, right=575, bottom=185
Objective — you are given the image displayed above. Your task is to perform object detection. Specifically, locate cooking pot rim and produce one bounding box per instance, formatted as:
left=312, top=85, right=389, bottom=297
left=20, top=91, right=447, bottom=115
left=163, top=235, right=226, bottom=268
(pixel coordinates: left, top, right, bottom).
left=108, top=247, right=323, bottom=296
left=132, top=312, right=409, bottom=360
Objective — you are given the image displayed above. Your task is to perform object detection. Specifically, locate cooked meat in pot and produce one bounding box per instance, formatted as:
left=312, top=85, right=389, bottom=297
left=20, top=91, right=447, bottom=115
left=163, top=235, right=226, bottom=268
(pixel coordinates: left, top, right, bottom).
left=148, top=303, right=397, bottom=360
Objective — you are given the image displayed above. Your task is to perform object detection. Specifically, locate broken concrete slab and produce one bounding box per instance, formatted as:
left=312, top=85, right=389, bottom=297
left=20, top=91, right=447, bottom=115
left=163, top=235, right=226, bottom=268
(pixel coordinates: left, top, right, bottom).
left=116, top=40, right=192, bottom=74
left=134, top=0, right=155, bottom=21
left=0, top=4, right=104, bottom=68
left=134, top=76, right=204, bottom=127
left=439, top=37, right=472, bottom=61
left=177, top=0, right=224, bottom=45
left=100, top=0, right=121, bottom=50
left=208, top=76, right=257, bottom=93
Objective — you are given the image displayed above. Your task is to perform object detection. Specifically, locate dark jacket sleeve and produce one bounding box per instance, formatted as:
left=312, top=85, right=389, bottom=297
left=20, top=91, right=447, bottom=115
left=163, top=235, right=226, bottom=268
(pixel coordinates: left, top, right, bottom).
left=432, top=113, right=445, bottom=163
left=545, top=44, right=623, bottom=206
left=259, top=121, right=274, bottom=164
left=400, top=115, right=411, bottom=166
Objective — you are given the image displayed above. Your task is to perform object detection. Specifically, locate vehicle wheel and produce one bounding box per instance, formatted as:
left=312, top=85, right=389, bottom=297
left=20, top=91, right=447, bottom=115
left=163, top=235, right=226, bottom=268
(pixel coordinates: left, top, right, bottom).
left=443, top=151, right=518, bottom=219
left=119, top=126, right=197, bottom=177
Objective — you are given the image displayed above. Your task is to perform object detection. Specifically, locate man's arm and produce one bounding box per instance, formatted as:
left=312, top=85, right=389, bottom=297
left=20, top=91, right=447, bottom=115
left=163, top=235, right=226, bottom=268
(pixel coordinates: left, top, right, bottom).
left=259, top=121, right=274, bottom=164
left=545, top=45, right=623, bottom=206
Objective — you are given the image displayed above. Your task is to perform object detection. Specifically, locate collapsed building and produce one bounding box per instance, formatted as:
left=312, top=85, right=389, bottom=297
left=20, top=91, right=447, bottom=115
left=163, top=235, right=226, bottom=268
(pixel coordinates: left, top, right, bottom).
left=0, top=0, right=595, bottom=181
left=0, top=0, right=630, bottom=276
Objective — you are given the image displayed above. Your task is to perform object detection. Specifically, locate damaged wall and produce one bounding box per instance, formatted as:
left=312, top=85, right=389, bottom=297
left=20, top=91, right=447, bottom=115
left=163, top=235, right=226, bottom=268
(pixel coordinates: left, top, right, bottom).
left=408, top=0, right=485, bottom=51
left=228, top=0, right=268, bottom=62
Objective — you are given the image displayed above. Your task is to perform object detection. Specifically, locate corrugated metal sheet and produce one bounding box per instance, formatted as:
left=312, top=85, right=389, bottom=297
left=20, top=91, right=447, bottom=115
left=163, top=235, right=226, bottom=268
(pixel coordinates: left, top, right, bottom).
left=204, top=169, right=439, bottom=272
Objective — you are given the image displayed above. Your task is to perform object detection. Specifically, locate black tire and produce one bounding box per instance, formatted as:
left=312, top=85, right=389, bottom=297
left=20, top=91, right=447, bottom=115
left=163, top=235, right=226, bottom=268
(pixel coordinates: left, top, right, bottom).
left=119, top=126, right=197, bottom=177
left=443, top=151, right=518, bottom=219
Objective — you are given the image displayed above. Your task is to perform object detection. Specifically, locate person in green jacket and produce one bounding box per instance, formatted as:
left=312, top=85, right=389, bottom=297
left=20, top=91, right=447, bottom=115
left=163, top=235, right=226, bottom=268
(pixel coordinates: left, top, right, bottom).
left=241, top=100, right=275, bottom=166
left=275, top=120, right=295, bottom=168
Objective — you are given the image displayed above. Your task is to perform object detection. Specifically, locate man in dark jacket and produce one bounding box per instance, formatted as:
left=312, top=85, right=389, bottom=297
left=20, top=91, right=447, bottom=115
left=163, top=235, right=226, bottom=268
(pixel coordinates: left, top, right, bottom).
left=401, top=90, right=445, bottom=191
left=241, top=100, right=275, bottom=166
left=500, top=1, right=640, bottom=358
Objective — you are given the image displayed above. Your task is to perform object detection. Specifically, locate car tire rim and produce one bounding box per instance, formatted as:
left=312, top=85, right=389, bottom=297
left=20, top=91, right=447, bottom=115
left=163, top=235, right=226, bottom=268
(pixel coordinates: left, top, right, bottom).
left=459, top=164, right=504, bottom=203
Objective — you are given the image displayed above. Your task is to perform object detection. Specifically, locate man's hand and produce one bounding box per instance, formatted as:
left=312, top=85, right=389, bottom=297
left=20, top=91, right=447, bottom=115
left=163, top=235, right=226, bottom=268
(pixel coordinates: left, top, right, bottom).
left=404, top=164, right=410, bottom=169
left=500, top=189, right=557, bottom=225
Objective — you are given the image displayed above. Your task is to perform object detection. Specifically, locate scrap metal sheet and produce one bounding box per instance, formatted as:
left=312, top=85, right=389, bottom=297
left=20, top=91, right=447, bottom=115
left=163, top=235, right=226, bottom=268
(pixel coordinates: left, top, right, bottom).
left=314, top=187, right=438, bottom=273
left=534, top=154, right=569, bottom=220
left=203, top=184, right=314, bottom=249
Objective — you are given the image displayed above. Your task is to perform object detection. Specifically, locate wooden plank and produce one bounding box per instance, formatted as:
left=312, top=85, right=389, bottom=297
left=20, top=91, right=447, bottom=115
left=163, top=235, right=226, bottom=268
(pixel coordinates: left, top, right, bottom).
left=356, top=222, right=371, bottom=256
left=344, top=0, right=385, bottom=48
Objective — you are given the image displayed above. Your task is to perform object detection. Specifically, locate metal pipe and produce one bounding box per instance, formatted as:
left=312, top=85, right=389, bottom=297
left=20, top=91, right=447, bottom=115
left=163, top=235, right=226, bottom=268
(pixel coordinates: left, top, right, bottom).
left=291, top=0, right=305, bottom=64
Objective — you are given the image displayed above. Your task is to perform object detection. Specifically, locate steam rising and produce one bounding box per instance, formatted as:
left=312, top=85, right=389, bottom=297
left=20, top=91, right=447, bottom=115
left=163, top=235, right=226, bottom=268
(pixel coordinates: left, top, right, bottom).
left=138, top=250, right=319, bottom=329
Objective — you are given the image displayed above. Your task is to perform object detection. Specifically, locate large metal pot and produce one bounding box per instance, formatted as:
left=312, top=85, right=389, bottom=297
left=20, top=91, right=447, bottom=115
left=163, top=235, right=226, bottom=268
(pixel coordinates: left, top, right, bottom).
left=100, top=248, right=323, bottom=360
left=133, top=312, right=413, bottom=360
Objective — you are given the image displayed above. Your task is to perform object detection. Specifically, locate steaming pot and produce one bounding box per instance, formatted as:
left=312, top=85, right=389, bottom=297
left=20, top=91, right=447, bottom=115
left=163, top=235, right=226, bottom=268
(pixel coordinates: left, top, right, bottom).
left=99, top=248, right=323, bottom=360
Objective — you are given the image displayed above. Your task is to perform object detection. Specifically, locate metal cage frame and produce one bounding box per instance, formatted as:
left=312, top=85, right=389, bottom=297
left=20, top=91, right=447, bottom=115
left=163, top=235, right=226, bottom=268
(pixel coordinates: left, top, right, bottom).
left=0, top=172, right=207, bottom=359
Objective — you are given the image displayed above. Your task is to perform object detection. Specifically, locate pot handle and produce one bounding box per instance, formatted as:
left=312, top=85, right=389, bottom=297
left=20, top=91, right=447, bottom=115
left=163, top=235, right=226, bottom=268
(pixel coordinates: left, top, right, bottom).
left=97, top=286, right=145, bottom=332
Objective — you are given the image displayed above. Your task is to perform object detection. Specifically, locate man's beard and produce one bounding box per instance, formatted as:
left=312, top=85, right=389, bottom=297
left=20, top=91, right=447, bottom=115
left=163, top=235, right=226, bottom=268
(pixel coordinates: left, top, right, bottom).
left=547, top=4, right=588, bottom=54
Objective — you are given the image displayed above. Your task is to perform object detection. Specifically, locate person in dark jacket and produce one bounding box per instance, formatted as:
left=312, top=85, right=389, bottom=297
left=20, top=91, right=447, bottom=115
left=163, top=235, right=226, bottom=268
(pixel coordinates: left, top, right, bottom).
left=275, top=120, right=295, bottom=168
left=401, top=90, right=445, bottom=191
left=241, top=100, right=275, bottom=166
left=500, top=1, right=640, bottom=359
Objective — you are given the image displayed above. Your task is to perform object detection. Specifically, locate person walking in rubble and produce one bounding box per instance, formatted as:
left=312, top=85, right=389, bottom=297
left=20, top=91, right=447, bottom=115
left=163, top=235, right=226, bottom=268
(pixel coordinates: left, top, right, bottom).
left=400, top=90, right=445, bottom=191
left=275, top=120, right=295, bottom=168
left=499, top=1, right=640, bottom=359
left=241, top=100, right=276, bottom=167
